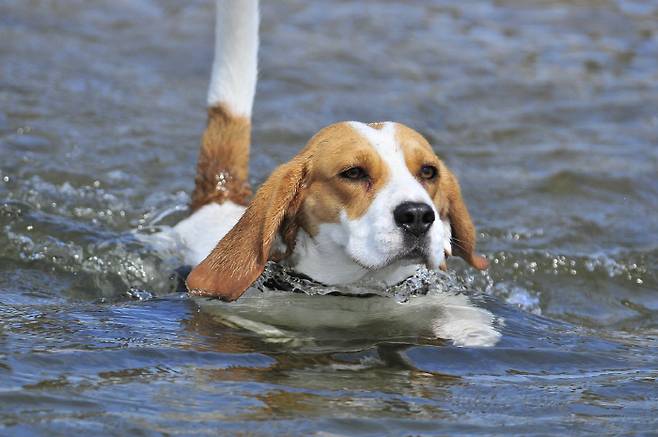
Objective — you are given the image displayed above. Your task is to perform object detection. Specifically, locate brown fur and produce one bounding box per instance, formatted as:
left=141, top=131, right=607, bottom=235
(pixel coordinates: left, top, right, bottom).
left=187, top=121, right=487, bottom=300
left=187, top=154, right=310, bottom=301
left=297, top=123, right=391, bottom=233
left=434, top=163, right=489, bottom=270
left=190, top=104, right=252, bottom=211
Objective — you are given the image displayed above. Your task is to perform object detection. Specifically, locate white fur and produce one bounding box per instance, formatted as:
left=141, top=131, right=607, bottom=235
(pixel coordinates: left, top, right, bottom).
left=290, top=225, right=419, bottom=288
left=207, top=0, right=259, bottom=117
left=442, top=217, right=452, bottom=257
left=288, top=122, right=447, bottom=285
left=173, top=202, right=245, bottom=266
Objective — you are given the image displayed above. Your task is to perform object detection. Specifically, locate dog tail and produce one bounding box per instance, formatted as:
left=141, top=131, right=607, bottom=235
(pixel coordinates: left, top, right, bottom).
left=190, top=0, right=259, bottom=211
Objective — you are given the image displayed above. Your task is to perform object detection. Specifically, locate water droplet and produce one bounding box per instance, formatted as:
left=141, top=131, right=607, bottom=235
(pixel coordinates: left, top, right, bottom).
left=2, top=176, right=8, bottom=183
left=126, top=287, right=154, bottom=301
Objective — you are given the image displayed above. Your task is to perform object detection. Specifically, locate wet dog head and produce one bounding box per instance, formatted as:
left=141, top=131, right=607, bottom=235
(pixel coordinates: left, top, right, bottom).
left=187, top=121, right=487, bottom=301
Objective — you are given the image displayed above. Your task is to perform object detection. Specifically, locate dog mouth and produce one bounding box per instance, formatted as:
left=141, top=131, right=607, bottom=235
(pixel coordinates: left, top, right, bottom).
left=348, top=245, right=427, bottom=271
left=398, top=247, right=427, bottom=263
left=387, top=238, right=431, bottom=265
left=346, top=236, right=433, bottom=271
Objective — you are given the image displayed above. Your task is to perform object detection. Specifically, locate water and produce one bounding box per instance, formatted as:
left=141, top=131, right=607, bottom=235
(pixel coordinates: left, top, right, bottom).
left=1, top=0, right=657, bottom=434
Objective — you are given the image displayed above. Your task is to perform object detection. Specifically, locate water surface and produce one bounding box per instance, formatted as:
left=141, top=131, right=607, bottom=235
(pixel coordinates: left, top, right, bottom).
left=1, top=0, right=657, bottom=435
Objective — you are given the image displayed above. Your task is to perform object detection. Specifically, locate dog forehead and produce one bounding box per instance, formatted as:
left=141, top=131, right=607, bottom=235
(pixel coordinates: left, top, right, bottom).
left=305, top=121, right=433, bottom=164
left=348, top=121, right=398, bottom=157
left=346, top=121, right=435, bottom=208
left=346, top=121, right=432, bottom=174
left=301, top=122, right=370, bottom=164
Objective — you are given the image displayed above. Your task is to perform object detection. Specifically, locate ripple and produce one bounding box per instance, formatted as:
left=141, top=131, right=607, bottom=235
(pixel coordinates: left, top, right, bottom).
left=1, top=0, right=658, bottom=433
left=0, top=201, right=182, bottom=301
left=534, top=170, right=640, bottom=198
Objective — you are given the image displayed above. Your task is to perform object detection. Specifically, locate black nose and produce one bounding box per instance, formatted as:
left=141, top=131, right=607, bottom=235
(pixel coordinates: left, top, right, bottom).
left=393, top=202, right=435, bottom=237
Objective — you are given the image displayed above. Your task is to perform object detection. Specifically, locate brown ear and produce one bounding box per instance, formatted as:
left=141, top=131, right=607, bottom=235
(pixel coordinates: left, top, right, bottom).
left=434, top=163, right=488, bottom=270
left=186, top=156, right=308, bottom=301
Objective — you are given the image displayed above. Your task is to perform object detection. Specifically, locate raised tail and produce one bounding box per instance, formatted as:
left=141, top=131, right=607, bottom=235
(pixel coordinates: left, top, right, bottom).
left=190, top=0, right=259, bottom=211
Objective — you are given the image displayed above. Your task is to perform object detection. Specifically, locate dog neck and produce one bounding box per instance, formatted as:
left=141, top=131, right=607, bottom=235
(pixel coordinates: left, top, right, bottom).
left=285, top=228, right=420, bottom=287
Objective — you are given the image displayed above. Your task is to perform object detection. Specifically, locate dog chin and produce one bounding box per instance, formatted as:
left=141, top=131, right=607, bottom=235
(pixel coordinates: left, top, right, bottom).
left=398, top=247, right=429, bottom=265
left=366, top=246, right=429, bottom=271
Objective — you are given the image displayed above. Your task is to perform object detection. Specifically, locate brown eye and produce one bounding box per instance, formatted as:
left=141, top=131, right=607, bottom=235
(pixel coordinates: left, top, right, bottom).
left=340, top=166, right=368, bottom=180
left=420, top=165, right=438, bottom=180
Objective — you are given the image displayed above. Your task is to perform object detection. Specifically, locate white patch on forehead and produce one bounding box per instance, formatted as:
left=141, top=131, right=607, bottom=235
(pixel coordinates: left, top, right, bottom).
left=348, top=121, right=430, bottom=204
left=348, top=122, right=399, bottom=160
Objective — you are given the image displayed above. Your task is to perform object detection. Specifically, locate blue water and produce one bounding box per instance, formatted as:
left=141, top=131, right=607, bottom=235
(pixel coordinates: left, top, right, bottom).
left=1, top=0, right=657, bottom=435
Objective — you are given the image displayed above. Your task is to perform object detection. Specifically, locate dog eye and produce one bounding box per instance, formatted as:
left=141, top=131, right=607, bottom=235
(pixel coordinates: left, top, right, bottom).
left=419, top=165, right=438, bottom=180
left=340, top=166, right=368, bottom=180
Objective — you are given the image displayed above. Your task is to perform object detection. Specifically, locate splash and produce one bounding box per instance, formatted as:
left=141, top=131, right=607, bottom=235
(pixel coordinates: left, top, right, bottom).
left=254, top=262, right=471, bottom=302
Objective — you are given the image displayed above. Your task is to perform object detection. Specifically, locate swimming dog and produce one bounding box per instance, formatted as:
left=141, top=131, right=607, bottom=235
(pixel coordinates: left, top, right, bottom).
left=176, top=0, right=488, bottom=301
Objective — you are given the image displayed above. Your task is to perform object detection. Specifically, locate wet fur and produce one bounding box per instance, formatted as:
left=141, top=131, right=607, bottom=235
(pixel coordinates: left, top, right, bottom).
left=190, top=105, right=252, bottom=211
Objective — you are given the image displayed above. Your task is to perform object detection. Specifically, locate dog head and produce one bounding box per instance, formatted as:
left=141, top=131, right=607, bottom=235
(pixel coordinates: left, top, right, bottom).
left=187, top=121, right=487, bottom=301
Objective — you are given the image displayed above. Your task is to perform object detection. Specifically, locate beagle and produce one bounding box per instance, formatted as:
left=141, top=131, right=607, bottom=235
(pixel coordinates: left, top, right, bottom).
left=175, top=0, right=487, bottom=301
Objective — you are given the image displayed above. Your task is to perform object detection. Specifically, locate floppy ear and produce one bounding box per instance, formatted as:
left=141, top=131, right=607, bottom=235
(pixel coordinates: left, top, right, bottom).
left=186, top=156, right=309, bottom=301
left=434, top=163, right=488, bottom=270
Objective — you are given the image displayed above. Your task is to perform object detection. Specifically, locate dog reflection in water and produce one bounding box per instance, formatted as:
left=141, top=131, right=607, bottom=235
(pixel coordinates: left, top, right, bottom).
left=196, top=285, right=501, bottom=348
